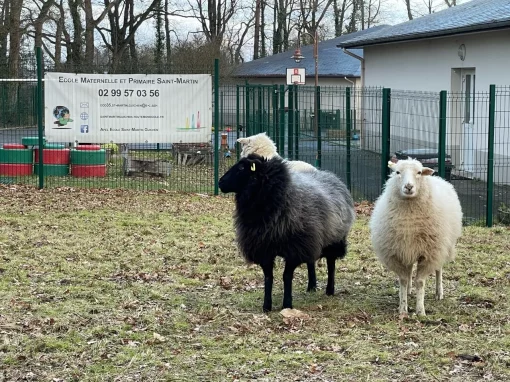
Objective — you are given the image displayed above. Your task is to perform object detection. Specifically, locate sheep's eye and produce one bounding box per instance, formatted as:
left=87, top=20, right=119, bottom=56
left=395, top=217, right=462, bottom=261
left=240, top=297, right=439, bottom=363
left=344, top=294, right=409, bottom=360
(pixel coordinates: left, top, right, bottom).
left=396, top=171, right=400, bottom=175
left=238, top=164, right=244, bottom=171
left=417, top=171, right=422, bottom=175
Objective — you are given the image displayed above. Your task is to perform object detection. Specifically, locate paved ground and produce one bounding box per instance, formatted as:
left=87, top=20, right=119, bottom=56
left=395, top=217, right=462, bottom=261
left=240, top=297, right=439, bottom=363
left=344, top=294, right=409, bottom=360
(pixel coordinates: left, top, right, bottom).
left=1, top=127, right=509, bottom=225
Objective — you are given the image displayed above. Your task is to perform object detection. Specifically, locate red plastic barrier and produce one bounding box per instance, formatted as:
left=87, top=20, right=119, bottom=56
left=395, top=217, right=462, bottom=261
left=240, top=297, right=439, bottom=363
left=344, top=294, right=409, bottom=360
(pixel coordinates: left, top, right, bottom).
left=76, top=145, right=101, bottom=151
left=34, top=148, right=70, bottom=164
left=2, top=143, right=26, bottom=150
left=0, top=163, right=33, bottom=176
left=71, top=164, right=106, bottom=177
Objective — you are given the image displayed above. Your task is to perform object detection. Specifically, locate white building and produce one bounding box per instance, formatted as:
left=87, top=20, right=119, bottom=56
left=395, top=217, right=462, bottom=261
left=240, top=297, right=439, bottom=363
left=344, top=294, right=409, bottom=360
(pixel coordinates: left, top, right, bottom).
left=339, top=0, right=510, bottom=183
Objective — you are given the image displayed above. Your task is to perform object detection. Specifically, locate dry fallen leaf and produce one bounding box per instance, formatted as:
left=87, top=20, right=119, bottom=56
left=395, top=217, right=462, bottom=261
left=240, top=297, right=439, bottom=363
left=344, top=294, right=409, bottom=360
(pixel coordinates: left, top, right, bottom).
left=280, top=308, right=310, bottom=320
left=153, top=332, right=166, bottom=343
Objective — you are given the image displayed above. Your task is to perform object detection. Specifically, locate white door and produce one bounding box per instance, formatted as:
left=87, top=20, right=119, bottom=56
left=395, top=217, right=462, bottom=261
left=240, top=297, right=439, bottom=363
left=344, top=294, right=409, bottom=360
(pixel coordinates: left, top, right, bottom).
left=461, top=69, right=476, bottom=173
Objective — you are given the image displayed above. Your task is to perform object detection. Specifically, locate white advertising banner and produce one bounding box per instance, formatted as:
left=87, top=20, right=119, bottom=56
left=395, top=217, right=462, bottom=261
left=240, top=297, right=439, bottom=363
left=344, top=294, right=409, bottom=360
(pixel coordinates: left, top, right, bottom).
left=44, top=72, right=212, bottom=144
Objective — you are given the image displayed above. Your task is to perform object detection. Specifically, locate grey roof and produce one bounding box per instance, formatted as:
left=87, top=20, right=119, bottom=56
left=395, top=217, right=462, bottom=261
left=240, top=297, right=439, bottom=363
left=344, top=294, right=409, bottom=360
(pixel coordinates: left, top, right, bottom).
left=338, top=0, right=510, bottom=48
left=234, top=26, right=387, bottom=78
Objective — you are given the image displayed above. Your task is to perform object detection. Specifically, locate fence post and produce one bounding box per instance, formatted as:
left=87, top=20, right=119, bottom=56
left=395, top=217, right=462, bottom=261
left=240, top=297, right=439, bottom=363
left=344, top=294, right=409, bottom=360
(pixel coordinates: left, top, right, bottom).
left=438, top=90, right=447, bottom=179
left=236, top=85, right=240, bottom=161
left=316, top=85, right=322, bottom=169
left=486, top=85, right=496, bottom=227
left=294, top=84, right=299, bottom=160
left=381, top=88, right=391, bottom=189
left=213, top=58, right=220, bottom=195
left=245, top=83, right=250, bottom=136
left=272, top=85, right=278, bottom=144
left=36, top=46, right=44, bottom=189
left=288, top=86, right=294, bottom=159
left=346, top=87, right=352, bottom=191
left=279, top=85, right=285, bottom=154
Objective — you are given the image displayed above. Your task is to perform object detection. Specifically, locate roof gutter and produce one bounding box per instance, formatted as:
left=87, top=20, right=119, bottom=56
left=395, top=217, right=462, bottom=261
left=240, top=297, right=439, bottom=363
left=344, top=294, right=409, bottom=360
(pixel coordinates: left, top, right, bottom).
left=342, top=48, right=364, bottom=88
left=339, top=21, right=510, bottom=49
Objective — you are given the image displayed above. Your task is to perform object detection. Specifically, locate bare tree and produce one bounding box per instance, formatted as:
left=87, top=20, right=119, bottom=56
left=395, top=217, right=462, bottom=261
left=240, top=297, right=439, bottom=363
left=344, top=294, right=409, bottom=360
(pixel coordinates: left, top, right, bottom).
left=84, top=0, right=118, bottom=71
left=97, top=0, right=160, bottom=72
left=333, top=0, right=350, bottom=37
left=404, top=0, right=413, bottom=20
left=164, top=0, right=172, bottom=66
left=0, top=0, right=11, bottom=72
left=444, top=0, right=456, bottom=6
left=187, top=0, right=239, bottom=48
left=298, top=0, right=334, bottom=37
left=253, top=0, right=262, bottom=59
left=8, top=0, right=23, bottom=79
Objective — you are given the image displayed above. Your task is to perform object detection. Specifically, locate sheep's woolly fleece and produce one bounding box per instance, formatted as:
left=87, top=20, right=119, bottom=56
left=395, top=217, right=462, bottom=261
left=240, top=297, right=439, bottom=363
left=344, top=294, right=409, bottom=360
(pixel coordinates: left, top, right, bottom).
left=369, top=158, right=462, bottom=315
left=237, top=132, right=317, bottom=172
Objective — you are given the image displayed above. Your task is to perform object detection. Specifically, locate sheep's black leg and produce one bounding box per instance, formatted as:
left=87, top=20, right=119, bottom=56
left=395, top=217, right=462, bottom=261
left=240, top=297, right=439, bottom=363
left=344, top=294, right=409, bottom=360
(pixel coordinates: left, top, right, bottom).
left=323, top=240, right=347, bottom=296
left=261, top=262, right=274, bottom=313
left=326, top=255, right=336, bottom=296
left=282, top=261, right=299, bottom=309
left=306, top=262, right=317, bottom=292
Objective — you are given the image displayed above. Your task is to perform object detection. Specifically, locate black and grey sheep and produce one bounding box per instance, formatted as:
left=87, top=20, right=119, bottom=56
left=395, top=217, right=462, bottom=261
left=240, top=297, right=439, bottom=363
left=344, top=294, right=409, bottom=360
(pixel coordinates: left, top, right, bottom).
left=218, top=154, right=355, bottom=312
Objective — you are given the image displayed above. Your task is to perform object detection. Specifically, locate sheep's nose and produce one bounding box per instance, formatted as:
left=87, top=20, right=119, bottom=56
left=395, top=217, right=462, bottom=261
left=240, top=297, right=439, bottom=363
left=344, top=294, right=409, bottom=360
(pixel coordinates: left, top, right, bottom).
left=404, top=183, right=414, bottom=192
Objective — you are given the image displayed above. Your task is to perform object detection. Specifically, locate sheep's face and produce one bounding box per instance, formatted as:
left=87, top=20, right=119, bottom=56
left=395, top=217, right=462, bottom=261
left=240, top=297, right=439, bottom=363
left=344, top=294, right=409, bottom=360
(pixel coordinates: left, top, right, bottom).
left=237, top=133, right=278, bottom=159
left=388, top=159, right=434, bottom=199
left=219, top=156, right=263, bottom=194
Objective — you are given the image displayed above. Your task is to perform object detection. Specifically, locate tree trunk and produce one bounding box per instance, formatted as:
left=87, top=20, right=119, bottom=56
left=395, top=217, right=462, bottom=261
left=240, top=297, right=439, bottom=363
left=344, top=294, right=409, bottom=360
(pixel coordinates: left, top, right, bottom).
left=68, top=0, right=83, bottom=71
left=0, top=0, right=10, bottom=71
left=260, top=0, right=266, bottom=58
left=405, top=0, right=413, bottom=20
left=164, top=0, right=171, bottom=69
left=34, top=0, right=55, bottom=49
left=8, top=0, right=22, bottom=79
left=253, top=0, right=261, bottom=60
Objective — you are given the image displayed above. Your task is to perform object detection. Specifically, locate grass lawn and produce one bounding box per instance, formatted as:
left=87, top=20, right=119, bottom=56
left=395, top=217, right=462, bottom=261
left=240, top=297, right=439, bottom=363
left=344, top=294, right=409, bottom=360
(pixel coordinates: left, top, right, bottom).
left=0, top=185, right=509, bottom=381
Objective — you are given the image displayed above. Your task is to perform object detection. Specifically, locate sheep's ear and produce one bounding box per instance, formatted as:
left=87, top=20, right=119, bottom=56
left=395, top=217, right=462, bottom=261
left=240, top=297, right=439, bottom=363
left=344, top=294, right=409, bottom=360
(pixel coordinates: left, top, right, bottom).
left=388, top=161, right=397, bottom=171
left=237, top=137, right=249, bottom=145
left=422, top=167, right=434, bottom=176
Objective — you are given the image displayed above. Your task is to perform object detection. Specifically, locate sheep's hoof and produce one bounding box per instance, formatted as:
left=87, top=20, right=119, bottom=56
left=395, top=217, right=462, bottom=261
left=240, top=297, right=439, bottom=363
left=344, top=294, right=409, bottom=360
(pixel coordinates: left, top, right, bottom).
left=306, top=285, right=317, bottom=293
left=415, top=308, right=426, bottom=316
left=263, top=305, right=272, bottom=313
left=435, top=292, right=444, bottom=300
left=325, top=287, right=335, bottom=296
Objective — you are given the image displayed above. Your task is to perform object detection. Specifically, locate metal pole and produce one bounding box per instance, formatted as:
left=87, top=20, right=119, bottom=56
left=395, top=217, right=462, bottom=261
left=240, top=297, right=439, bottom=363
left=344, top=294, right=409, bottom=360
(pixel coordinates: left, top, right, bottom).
left=316, top=86, right=322, bottom=169
left=213, top=59, right=220, bottom=195
left=36, top=46, right=44, bottom=189
left=236, top=85, right=240, bottom=161
left=438, top=90, right=447, bottom=179
left=346, top=87, right=352, bottom=191
left=486, top=85, right=496, bottom=227
left=279, top=85, right=285, bottom=154
left=381, top=88, right=391, bottom=190
left=314, top=30, right=318, bottom=138
left=288, top=86, right=294, bottom=159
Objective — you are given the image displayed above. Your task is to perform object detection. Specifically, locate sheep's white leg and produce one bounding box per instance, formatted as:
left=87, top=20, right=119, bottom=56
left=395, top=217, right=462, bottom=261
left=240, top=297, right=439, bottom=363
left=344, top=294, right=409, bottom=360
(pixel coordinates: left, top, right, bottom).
left=435, top=269, right=443, bottom=300
left=415, top=262, right=433, bottom=316
left=407, top=265, right=413, bottom=296
left=398, top=275, right=410, bottom=315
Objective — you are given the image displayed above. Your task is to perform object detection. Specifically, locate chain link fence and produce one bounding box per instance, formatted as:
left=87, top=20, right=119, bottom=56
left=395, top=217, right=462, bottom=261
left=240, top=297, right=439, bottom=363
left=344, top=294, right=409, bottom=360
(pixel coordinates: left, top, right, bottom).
left=1, top=54, right=509, bottom=226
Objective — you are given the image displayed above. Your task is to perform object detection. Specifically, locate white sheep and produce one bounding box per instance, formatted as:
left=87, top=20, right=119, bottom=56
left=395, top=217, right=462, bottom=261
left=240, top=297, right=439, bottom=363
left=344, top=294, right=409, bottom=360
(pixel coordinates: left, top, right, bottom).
left=237, top=132, right=317, bottom=172
left=369, top=158, right=463, bottom=316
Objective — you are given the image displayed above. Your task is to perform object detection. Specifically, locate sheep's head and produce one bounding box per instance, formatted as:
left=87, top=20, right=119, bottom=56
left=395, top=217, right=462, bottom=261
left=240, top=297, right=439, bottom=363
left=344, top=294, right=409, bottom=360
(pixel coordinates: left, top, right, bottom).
left=237, top=132, right=278, bottom=159
left=388, top=158, right=434, bottom=199
left=219, top=155, right=265, bottom=193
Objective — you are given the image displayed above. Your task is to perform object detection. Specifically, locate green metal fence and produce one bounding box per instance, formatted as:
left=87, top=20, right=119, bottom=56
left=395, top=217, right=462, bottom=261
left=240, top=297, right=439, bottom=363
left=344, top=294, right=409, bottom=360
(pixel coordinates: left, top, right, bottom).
left=1, top=49, right=510, bottom=227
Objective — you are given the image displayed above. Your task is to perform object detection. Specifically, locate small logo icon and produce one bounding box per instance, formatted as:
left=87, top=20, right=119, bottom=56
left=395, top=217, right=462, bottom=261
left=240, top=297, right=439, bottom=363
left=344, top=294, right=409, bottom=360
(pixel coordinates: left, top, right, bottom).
left=80, top=125, right=89, bottom=133
left=80, top=102, right=89, bottom=108
left=80, top=112, right=89, bottom=120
